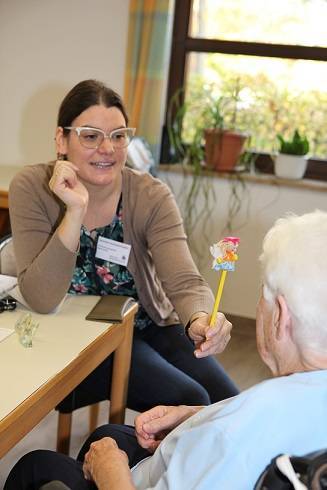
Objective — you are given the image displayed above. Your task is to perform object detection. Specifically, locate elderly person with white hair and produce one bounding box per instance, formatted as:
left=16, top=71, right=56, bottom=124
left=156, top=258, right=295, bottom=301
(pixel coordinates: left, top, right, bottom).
left=5, top=210, right=327, bottom=490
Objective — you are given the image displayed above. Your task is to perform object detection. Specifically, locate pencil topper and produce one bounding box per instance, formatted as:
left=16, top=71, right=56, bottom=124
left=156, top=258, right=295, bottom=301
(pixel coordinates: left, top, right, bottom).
left=210, top=236, right=240, bottom=272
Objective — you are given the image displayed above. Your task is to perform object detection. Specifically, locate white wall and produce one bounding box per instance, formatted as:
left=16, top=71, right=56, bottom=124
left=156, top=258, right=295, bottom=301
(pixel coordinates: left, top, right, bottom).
left=2, top=2, right=325, bottom=321
left=158, top=170, right=327, bottom=319
left=0, top=0, right=130, bottom=166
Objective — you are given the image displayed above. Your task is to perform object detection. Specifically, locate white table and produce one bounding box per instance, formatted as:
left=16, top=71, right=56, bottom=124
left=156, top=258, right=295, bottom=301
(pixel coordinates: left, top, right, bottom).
left=0, top=295, right=137, bottom=458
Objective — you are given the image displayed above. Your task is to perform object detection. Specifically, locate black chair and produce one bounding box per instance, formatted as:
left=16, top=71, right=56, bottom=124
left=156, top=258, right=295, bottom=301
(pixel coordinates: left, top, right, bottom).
left=255, top=449, right=327, bottom=489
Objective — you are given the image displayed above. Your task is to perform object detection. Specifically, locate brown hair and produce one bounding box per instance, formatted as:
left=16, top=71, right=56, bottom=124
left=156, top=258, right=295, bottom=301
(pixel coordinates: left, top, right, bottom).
left=57, top=79, right=129, bottom=134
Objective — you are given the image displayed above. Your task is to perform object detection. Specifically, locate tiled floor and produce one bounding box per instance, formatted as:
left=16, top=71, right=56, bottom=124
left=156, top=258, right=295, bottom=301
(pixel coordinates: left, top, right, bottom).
left=0, top=316, right=271, bottom=488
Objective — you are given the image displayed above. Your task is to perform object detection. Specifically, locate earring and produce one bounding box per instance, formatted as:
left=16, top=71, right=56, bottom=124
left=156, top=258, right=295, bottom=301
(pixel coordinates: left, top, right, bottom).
left=57, top=153, right=67, bottom=161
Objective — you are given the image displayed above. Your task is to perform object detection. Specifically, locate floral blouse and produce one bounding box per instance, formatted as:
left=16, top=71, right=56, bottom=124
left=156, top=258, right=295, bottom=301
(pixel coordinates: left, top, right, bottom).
left=68, top=197, right=152, bottom=330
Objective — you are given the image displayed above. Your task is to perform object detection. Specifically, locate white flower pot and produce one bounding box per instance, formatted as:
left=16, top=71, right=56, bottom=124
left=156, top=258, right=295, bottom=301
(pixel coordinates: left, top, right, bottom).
left=274, top=154, right=308, bottom=179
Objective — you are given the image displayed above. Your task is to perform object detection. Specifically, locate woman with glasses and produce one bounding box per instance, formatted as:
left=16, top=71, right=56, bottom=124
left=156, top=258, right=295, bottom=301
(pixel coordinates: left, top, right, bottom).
left=9, top=79, right=238, bottom=417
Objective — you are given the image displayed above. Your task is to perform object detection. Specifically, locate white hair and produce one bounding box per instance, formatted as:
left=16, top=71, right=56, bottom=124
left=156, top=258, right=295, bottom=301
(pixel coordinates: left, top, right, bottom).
left=259, top=210, right=327, bottom=351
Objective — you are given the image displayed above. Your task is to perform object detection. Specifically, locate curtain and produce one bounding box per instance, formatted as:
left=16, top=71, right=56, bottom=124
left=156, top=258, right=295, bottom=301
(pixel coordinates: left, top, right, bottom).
left=124, top=0, right=173, bottom=162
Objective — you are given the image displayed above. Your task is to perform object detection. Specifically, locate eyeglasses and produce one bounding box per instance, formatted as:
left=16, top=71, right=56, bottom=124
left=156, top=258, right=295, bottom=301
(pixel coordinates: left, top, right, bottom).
left=64, top=126, right=136, bottom=150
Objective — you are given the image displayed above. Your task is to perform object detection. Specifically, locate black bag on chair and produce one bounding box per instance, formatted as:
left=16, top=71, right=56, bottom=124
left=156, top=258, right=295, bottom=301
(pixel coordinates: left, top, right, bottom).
left=255, top=450, right=327, bottom=489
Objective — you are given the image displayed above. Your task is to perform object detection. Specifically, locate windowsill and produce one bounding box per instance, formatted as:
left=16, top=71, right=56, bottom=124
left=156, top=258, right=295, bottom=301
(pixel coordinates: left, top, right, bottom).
left=158, top=163, right=327, bottom=193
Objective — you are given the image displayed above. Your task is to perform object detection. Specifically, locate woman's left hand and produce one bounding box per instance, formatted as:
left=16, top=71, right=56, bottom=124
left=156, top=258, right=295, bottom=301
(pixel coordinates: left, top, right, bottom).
left=188, top=312, right=232, bottom=358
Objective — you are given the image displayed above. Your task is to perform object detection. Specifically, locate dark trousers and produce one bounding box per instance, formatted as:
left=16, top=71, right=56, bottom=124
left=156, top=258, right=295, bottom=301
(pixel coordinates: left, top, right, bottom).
left=57, top=323, right=239, bottom=413
left=4, top=425, right=149, bottom=490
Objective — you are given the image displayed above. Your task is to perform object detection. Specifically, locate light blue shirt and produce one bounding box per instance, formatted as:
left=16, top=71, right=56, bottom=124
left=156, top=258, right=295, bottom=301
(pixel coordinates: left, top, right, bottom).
left=131, top=370, right=327, bottom=489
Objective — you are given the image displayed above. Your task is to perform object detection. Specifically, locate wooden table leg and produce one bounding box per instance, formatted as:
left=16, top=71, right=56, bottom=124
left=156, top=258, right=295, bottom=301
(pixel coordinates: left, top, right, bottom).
left=56, top=412, right=72, bottom=454
left=89, top=403, right=100, bottom=433
left=108, top=305, right=137, bottom=424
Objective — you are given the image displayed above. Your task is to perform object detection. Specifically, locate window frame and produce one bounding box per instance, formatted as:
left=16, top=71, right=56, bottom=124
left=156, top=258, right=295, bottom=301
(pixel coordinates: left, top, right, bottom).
left=160, top=0, right=327, bottom=181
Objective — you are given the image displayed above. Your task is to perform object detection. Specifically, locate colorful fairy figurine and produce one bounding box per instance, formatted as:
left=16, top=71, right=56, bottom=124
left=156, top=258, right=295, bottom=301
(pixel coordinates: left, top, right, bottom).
left=209, top=237, right=240, bottom=326
left=210, top=236, right=240, bottom=272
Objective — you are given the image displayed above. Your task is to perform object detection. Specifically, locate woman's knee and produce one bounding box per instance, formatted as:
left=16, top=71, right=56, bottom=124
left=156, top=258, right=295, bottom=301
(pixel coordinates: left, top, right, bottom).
left=155, top=377, right=211, bottom=406
left=177, top=382, right=211, bottom=405
left=77, top=424, right=133, bottom=461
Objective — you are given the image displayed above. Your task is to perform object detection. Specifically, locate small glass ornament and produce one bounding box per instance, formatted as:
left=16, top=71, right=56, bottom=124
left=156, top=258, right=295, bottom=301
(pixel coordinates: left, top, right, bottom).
left=15, top=313, right=39, bottom=348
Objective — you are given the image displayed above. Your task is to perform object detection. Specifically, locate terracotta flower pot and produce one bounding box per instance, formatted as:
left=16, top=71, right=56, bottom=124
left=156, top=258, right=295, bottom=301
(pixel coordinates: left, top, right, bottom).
left=204, top=129, right=247, bottom=172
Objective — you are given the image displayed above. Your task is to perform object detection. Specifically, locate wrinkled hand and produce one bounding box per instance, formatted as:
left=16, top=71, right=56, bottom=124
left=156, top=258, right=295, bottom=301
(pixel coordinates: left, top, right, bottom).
left=135, top=405, right=201, bottom=453
left=188, top=312, right=232, bottom=358
left=83, top=437, right=132, bottom=489
left=49, top=160, right=89, bottom=212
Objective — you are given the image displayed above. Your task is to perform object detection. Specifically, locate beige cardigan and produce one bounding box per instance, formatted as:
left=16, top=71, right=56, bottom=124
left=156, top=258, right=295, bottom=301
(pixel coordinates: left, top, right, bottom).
left=9, top=163, right=214, bottom=325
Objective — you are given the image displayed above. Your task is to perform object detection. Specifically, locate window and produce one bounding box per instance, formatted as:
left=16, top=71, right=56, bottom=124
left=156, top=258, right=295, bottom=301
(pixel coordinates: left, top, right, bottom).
left=161, top=0, right=327, bottom=179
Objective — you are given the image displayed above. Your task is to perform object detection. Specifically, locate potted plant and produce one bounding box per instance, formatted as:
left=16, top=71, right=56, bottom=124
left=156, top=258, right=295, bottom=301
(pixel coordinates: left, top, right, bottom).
left=202, top=93, right=249, bottom=172
left=167, top=84, right=249, bottom=173
left=165, top=87, right=252, bottom=268
left=274, top=130, right=310, bottom=179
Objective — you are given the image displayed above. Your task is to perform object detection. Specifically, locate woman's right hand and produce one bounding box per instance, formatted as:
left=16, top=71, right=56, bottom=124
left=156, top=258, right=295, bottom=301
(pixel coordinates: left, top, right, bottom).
left=49, top=160, right=89, bottom=252
left=49, top=160, right=89, bottom=213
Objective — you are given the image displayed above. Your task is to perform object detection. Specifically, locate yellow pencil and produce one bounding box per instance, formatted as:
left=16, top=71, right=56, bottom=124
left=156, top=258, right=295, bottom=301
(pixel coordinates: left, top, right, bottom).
left=210, top=270, right=227, bottom=327
left=209, top=236, right=240, bottom=327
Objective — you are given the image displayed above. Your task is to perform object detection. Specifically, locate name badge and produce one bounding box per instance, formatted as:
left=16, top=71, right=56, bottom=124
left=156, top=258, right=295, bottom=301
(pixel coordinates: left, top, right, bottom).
left=95, top=237, right=131, bottom=267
